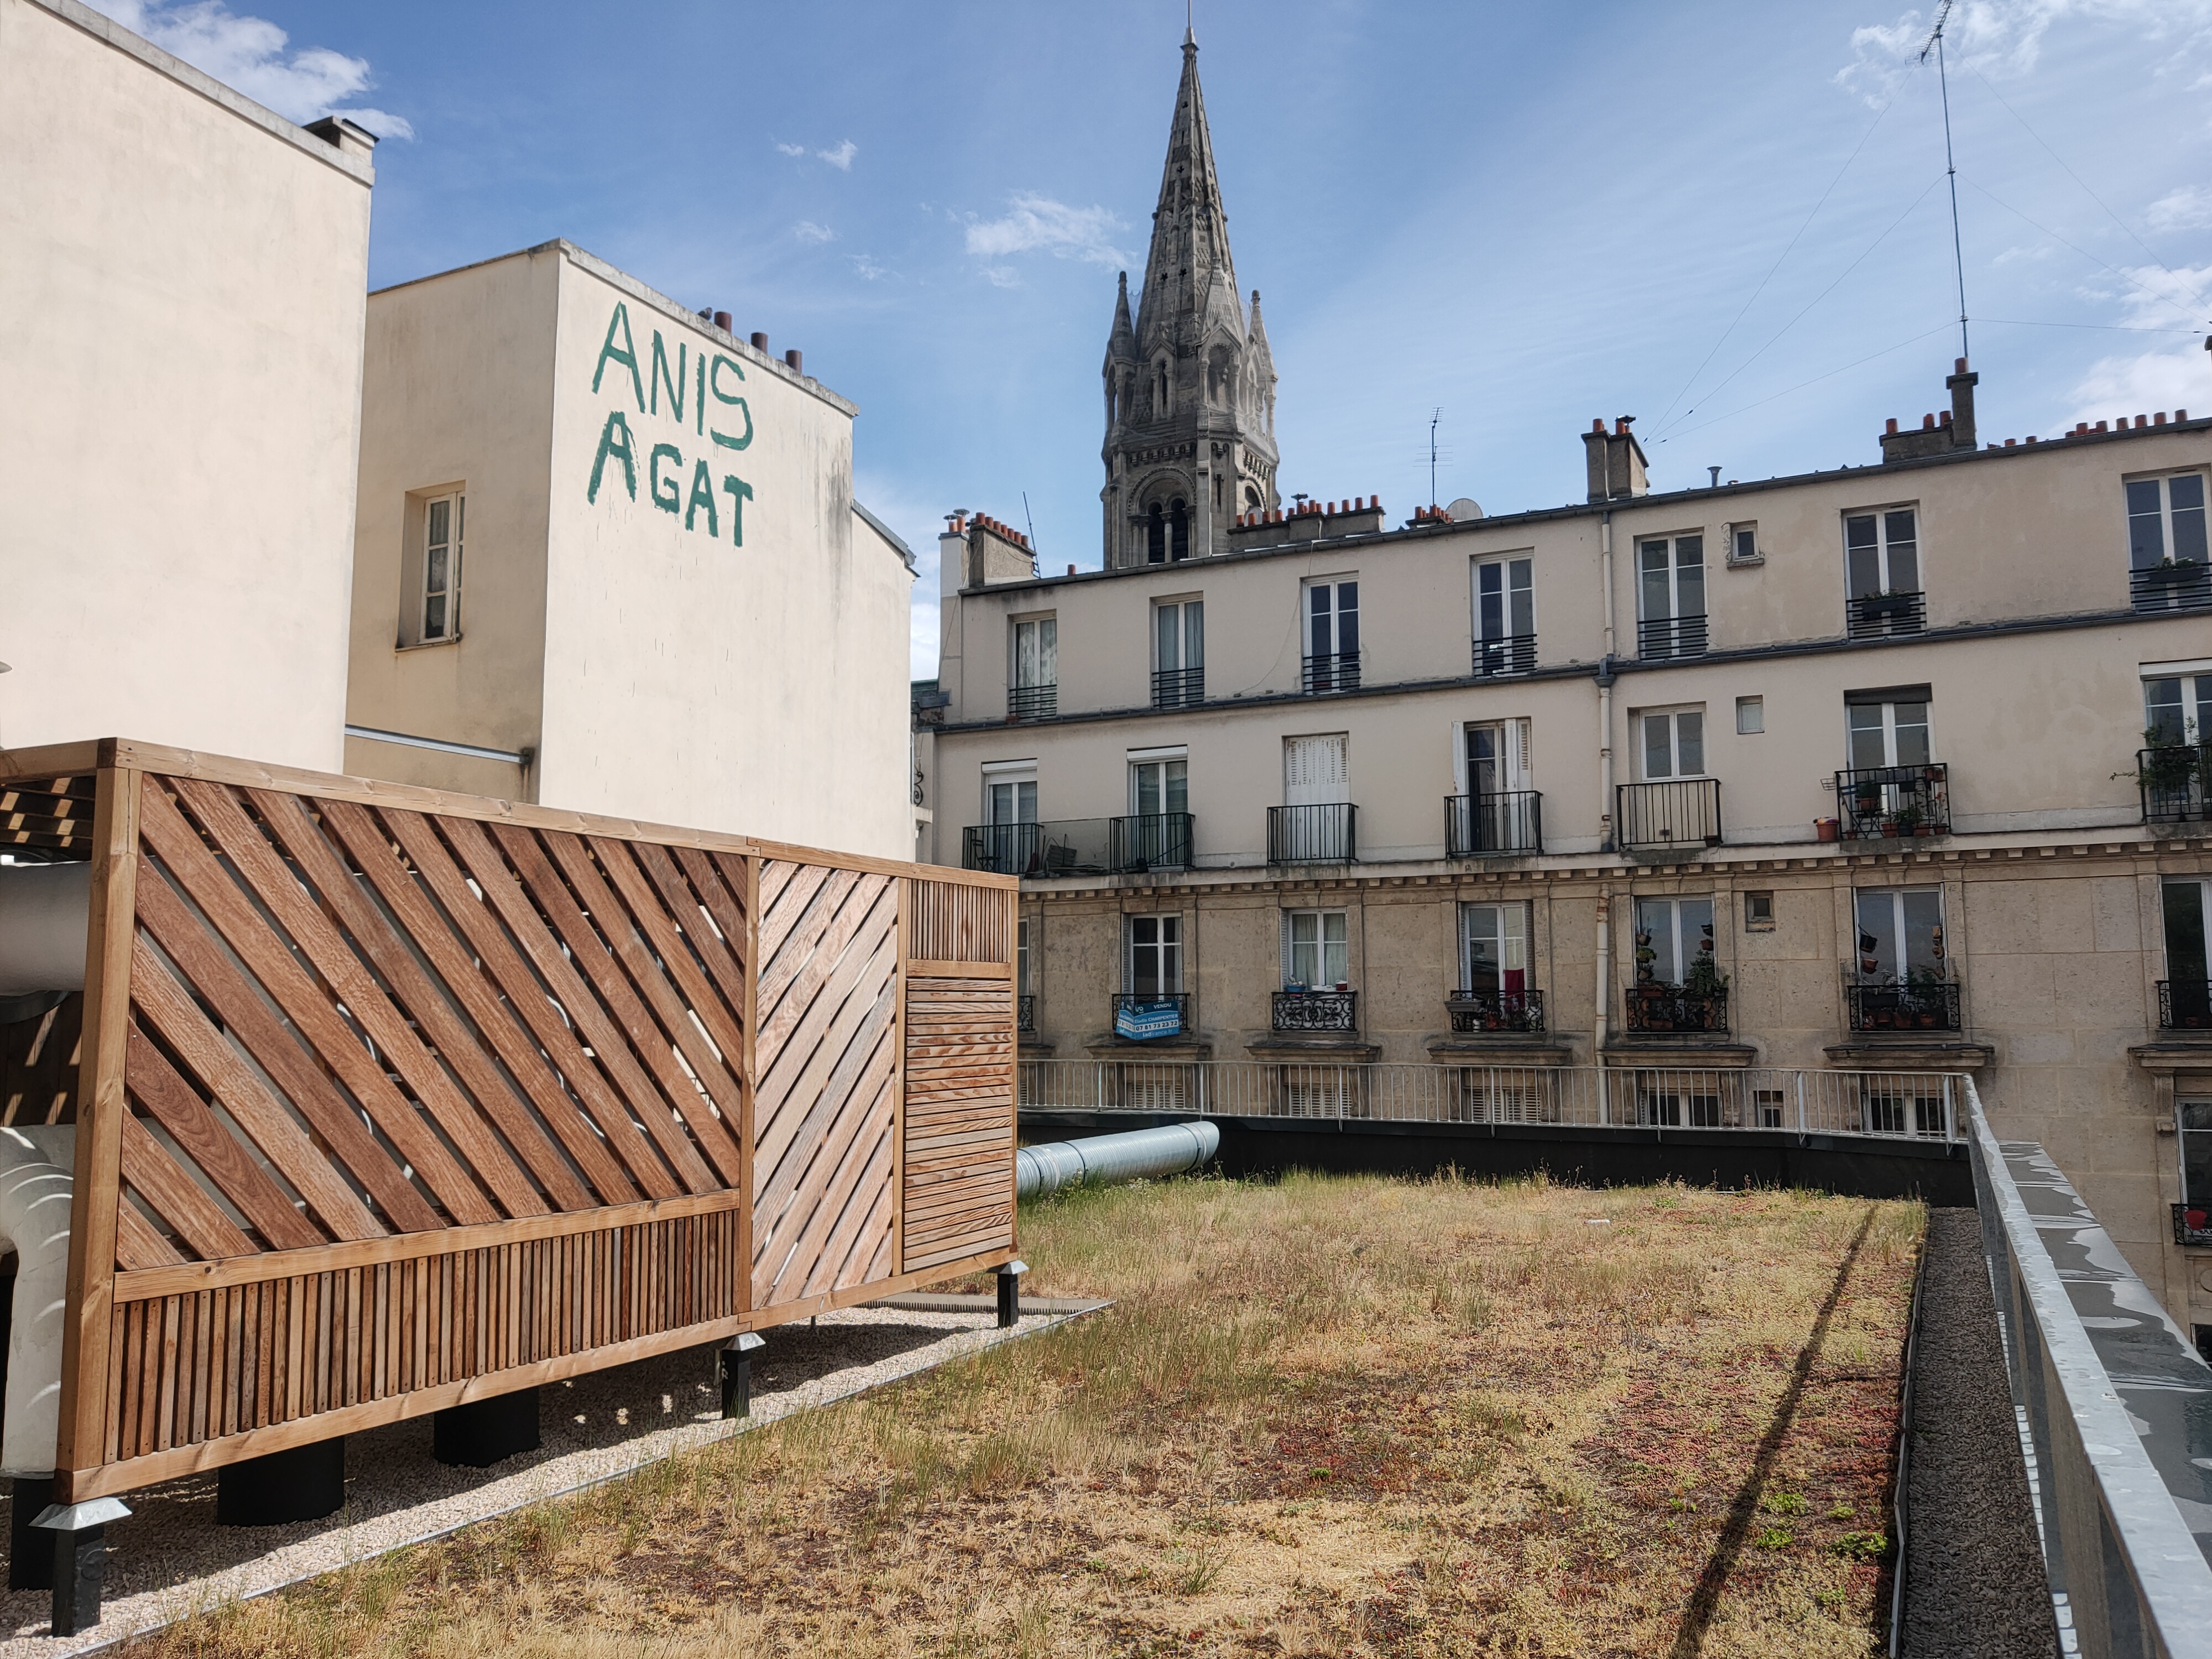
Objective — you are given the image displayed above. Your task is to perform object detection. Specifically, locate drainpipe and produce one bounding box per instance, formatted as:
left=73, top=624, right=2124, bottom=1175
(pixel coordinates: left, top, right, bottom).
left=1598, top=509, right=1616, bottom=854
left=1593, top=885, right=1611, bottom=1118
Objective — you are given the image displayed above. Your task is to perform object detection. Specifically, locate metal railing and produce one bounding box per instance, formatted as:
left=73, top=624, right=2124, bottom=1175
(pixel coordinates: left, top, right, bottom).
left=1271, top=990, right=1357, bottom=1032
left=1846, top=589, right=1926, bottom=639
left=1846, top=978, right=1962, bottom=1032
left=1446, top=791, right=1543, bottom=856
left=1964, top=1074, right=2212, bottom=1655
left=1268, top=803, right=1357, bottom=863
left=1016, top=994, right=1036, bottom=1034
left=1151, top=666, right=1205, bottom=709
left=2131, top=560, right=2212, bottom=613
left=1446, top=988, right=1545, bottom=1034
left=1109, top=992, right=1189, bottom=1041
left=1472, top=633, right=1537, bottom=677
left=1020, top=1061, right=1963, bottom=1140
left=2172, top=1203, right=2212, bottom=1248
left=1112, top=812, right=1194, bottom=872
left=1835, top=763, right=1950, bottom=839
left=2159, top=979, right=2212, bottom=1030
left=1623, top=984, right=1730, bottom=1034
left=1615, top=778, right=1723, bottom=849
left=962, top=822, right=1042, bottom=874
left=1300, top=650, right=1361, bottom=694
left=961, top=814, right=1193, bottom=878
left=1008, top=682, right=1057, bottom=721
left=1637, top=614, right=1708, bottom=659
left=2139, top=744, right=2212, bottom=823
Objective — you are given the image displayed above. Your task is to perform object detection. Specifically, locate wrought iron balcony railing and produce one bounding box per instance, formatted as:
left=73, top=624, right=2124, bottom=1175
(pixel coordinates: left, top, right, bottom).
left=2138, top=744, right=2212, bottom=823
left=1268, top=803, right=1357, bottom=864
left=1623, top=983, right=1730, bottom=1034
left=1446, top=987, right=1546, bottom=1034
left=1446, top=791, right=1542, bottom=857
left=1846, top=978, right=1962, bottom=1032
left=2159, top=980, right=2212, bottom=1031
left=1151, top=666, right=1205, bottom=709
left=1301, top=650, right=1361, bottom=694
left=1846, top=590, right=1926, bottom=639
left=962, top=822, right=1042, bottom=874
left=1636, top=614, right=1708, bottom=659
left=1008, top=682, right=1057, bottom=721
left=1615, top=778, right=1722, bottom=849
left=2174, top=1203, right=2212, bottom=1247
left=1110, top=992, right=1189, bottom=1041
left=962, top=815, right=1194, bottom=878
left=1016, top=994, right=1036, bottom=1034
left=1272, top=990, right=1358, bottom=1032
left=1472, top=633, right=1537, bottom=677
left=2131, top=561, right=2212, bottom=614
left=1111, top=812, right=1194, bottom=873
left=1834, top=763, right=1950, bottom=839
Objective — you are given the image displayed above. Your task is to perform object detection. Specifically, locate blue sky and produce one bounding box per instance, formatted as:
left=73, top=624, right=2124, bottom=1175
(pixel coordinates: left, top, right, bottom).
left=97, top=1, right=2212, bottom=674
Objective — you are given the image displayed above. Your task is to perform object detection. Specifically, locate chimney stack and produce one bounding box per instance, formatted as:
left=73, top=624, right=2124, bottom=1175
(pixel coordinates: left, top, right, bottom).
left=1582, top=416, right=1648, bottom=503
left=1881, top=358, right=1979, bottom=462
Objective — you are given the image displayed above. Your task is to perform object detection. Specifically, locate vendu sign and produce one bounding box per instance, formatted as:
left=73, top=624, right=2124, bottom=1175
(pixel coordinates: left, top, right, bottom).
left=586, top=301, right=755, bottom=543
left=1115, top=999, right=1184, bottom=1041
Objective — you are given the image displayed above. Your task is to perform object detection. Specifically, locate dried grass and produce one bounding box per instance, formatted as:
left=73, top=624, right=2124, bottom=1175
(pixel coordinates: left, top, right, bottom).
left=131, top=1172, right=1922, bottom=1658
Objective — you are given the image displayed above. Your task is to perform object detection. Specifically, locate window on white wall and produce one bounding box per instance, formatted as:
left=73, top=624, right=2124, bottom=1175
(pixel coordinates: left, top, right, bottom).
left=399, top=489, right=464, bottom=646
left=2145, top=662, right=2212, bottom=745
left=2129, top=472, right=2209, bottom=568
left=1640, top=707, right=1705, bottom=779
left=1281, top=909, right=1348, bottom=990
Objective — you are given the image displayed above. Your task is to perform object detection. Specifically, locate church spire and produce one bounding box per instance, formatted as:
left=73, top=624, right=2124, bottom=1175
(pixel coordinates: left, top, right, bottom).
left=1098, top=32, right=1280, bottom=568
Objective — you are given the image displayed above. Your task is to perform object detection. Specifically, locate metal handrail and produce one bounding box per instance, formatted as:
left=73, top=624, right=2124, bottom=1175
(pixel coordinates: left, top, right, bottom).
left=1267, top=803, right=1357, bottom=864
left=1846, top=589, right=1926, bottom=639
left=1110, top=812, right=1194, bottom=873
left=1446, top=988, right=1546, bottom=1034
left=1016, top=994, right=1036, bottom=1035
left=1472, top=633, right=1537, bottom=677
left=2131, top=561, right=2212, bottom=613
left=1623, top=983, right=1730, bottom=1034
left=2140, top=744, right=2212, bottom=823
left=1271, top=990, right=1357, bottom=1032
left=1834, top=763, right=1950, bottom=839
left=2159, top=979, right=2212, bottom=1030
left=1151, top=666, right=1205, bottom=709
left=1445, top=791, right=1542, bottom=856
left=1008, top=682, right=1057, bottom=721
left=1636, top=614, right=1708, bottom=659
left=1615, top=778, right=1723, bottom=848
left=1300, top=650, right=1361, bottom=693
left=1845, top=977, right=1962, bottom=1032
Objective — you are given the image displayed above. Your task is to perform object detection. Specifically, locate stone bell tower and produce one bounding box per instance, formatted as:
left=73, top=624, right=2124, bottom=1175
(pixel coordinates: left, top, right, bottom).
left=1099, top=27, right=1280, bottom=570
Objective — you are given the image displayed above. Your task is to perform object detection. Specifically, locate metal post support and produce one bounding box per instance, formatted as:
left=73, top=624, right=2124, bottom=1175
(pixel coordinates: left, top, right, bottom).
left=9, top=1475, right=54, bottom=1590
left=996, top=1259, right=1029, bottom=1329
left=33, top=1498, right=128, bottom=1638
left=720, top=1331, right=766, bottom=1419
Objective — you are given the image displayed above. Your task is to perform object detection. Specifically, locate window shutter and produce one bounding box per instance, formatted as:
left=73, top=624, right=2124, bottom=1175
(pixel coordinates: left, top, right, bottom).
left=1280, top=911, right=1295, bottom=988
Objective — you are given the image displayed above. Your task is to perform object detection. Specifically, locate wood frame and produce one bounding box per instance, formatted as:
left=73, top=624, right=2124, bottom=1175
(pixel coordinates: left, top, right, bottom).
left=0, top=742, right=1016, bottom=1503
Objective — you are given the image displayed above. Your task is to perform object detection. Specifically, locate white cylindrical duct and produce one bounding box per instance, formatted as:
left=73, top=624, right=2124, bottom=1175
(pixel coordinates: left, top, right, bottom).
left=0, top=1124, right=74, bottom=1476
left=0, top=864, right=92, bottom=995
left=1015, top=1121, right=1221, bottom=1201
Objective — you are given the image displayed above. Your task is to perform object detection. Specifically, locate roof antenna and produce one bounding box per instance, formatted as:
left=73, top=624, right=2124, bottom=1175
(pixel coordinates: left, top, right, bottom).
left=1428, top=408, right=1443, bottom=509
left=1920, top=0, right=1969, bottom=362
left=1021, top=492, right=1040, bottom=573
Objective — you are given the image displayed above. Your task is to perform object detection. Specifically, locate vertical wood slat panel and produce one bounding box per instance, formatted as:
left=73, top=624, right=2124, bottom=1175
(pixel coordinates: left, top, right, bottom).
left=900, top=956, right=1018, bottom=1275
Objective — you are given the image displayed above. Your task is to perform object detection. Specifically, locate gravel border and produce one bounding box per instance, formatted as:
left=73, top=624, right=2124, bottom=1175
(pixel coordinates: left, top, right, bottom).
left=0, top=1297, right=1107, bottom=1657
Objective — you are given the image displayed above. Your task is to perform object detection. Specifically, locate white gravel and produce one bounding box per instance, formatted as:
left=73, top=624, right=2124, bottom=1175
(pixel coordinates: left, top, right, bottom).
left=0, top=1297, right=1105, bottom=1656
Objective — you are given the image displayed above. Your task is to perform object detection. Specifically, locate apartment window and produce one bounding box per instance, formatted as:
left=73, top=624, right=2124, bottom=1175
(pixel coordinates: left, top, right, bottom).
left=1281, top=910, right=1348, bottom=991
left=1125, top=914, right=1183, bottom=996
left=1276, top=733, right=1353, bottom=862
left=2145, top=662, right=2212, bottom=746
left=1845, top=686, right=1932, bottom=770
left=972, top=763, right=1037, bottom=876
left=1010, top=615, right=1057, bottom=719
left=399, top=490, right=464, bottom=647
left=1743, top=891, right=1775, bottom=931
left=984, top=766, right=1036, bottom=828
left=2179, top=1100, right=2212, bottom=1214
left=1735, top=696, right=1764, bottom=735
left=1154, top=599, right=1205, bottom=707
left=2164, top=879, right=2212, bottom=1025
left=1459, top=901, right=1530, bottom=993
left=1728, top=523, right=1761, bottom=565
left=1641, top=707, right=1706, bottom=779
left=1303, top=579, right=1360, bottom=692
left=1854, top=888, right=1947, bottom=982
left=1845, top=507, right=1923, bottom=636
left=1636, top=535, right=1706, bottom=658
left=1472, top=555, right=1535, bottom=675
left=2129, top=472, right=2210, bottom=567
left=1634, top=896, right=1717, bottom=986
left=1128, top=751, right=1187, bottom=817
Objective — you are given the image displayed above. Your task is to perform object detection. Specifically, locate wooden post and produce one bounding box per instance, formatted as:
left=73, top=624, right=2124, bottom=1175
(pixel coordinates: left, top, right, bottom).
left=891, top=879, right=909, bottom=1274
left=738, top=854, right=758, bottom=1318
left=55, top=763, right=140, bottom=1495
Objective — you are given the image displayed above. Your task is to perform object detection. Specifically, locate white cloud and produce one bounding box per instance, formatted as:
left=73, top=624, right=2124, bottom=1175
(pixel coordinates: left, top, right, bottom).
left=964, top=194, right=1128, bottom=270
left=774, top=141, right=806, bottom=157
left=982, top=267, right=1021, bottom=289
left=2063, top=346, right=2209, bottom=426
left=817, top=139, right=858, bottom=170
left=2106, top=260, right=2212, bottom=326
left=851, top=254, right=891, bottom=281
left=1836, top=1, right=2212, bottom=105
left=793, top=220, right=837, bottom=244
left=86, top=1, right=408, bottom=133
left=2148, top=185, right=2212, bottom=232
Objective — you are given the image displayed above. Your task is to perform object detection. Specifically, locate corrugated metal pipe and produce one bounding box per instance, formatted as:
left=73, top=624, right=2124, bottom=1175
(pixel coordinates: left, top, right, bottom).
left=1015, top=1121, right=1221, bottom=1201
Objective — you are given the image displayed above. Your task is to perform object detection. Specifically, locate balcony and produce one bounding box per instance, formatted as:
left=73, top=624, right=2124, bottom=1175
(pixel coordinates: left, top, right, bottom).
left=1008, top=682, right=1057, bottom=721
left=1834, top=763, right=1950, bottom=839
left=1472, top=634, right=1536, bottom=677
left=1272, top=990, right=1358, bottom=1033
left=1846, top=590, right=1926, bottom=639
left=2131, top=561, right=2212, bottom=614
left=1623, top=984, right=1730, bottom=1034
left=2159, top=980, right=2212, bottom=1031
left=1636, top=614, right=1707, bottom=659
left=1446, top=791, right=1543, bottom=857
left=1446, top=987, right=1546, bottom=1034
left=1017, top=994, right=1036, bottom=1035
left=1111, top=992, right=1189, bottom=1042
left=1615, top=778, right=1722, bottom=849
left=961, top=814, right=1194, bottom=878
left=2173, top=1203, right=2212, bottom=1247
left=1846, top=978, right=1962, bottom=1032
left=2137, top=744, right=2211, bottom=823
left=1301, top=650, right=1360, bottom=694
left=1151, top=666, right=1205, bottom=709
left=1268, top=803, right=1357, bottom=864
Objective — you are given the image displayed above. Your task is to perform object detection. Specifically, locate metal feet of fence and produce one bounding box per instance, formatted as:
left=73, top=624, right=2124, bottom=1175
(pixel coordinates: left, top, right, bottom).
left=434, top=1389, right=541, bottom=1469
left=721, top=1331, right=766, bottom=1419
left=997, top=1260, right=1029, bottom=1329
left=33, top=1496, right=129, bottom=1637
left=217, top=1436, right=347, bottom=1525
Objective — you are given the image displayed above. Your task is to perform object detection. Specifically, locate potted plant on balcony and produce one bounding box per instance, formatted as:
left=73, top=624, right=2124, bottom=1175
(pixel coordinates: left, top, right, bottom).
left=1905, top=964, right=1949, bottom=1029
left=1893, top=801, right=1924, bottom=837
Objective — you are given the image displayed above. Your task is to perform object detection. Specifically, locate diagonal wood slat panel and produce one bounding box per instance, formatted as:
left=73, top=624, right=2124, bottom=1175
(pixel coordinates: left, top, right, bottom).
left=752, top=862, right=898, bottom=1307
left=900, top=962, right=1015, bottom=1275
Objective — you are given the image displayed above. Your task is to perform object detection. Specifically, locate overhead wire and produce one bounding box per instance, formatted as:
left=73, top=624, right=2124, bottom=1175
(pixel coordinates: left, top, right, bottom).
left=1961, top=176, right=2210, bottom=327
left=1652, top=321, right=1958, bottom=444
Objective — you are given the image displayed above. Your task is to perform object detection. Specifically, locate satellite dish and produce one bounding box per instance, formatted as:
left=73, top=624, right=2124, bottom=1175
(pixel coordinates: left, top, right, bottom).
left=1446, top=498, right=1484, bottom=522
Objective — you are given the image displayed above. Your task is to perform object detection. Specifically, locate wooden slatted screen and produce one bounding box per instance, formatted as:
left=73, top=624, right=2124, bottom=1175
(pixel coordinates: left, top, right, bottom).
left=1, top=773, right=96, bottom=856
left=2, top=994, right=80, bottom=1128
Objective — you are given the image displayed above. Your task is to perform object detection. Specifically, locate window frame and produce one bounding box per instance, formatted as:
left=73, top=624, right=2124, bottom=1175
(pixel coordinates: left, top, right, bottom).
left=1632, top=895, right=1718, bottom=987
left=1154, top=597, right=1205, bottom=675
left=1457, top=718, right=1532, bottom=798
left=1844, top=685, right=1934, bottom=770
left=1304, top=577, right=1360, bottom=661
left=1009, top=614, right=1057, bottom=691
left=398, top=487, right=466, bottom=649
left=1843, top=504, right=1921, bottom=600
left=1851, top=885, right=1948, bottom=983
left=2143, top=659, right=2212, bottom=746
left=1638, top=705, right=1708, bottom=780
left=1127, top=747, right=1188, bottom=818
left=1635, top=534, right=1706, bottom=622
left=1124, top=913, right=1184, bottom=996
left=2127, top=469, right=2210, bottom=570
left=1280, top=908, right=1350, bottom=992
left=1458, top=900, right=1530, bottom=992
left=1470, top=553, right=1534, bottom=645
left=980, top=759, right=1038, bottom=827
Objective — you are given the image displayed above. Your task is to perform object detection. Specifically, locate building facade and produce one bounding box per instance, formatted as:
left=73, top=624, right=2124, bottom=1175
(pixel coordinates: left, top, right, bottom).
left=0, top=0, right=375, bottom=771
left=917, top=375, right=2212, bottom=1323
left=345, top=240, right=919, bottom=860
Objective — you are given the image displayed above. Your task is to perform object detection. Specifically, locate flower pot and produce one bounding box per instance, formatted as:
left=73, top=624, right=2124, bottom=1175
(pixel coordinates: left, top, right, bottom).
left=1913, top=823, right=1935, bottom=837
left=1815, top=817, right=1840, bottom=842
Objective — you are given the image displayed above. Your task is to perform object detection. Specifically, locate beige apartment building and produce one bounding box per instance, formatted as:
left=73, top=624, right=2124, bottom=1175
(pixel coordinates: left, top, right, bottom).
left=345, top=240, right=918, bottom=860
left=0, top=0, right=375, bottom=771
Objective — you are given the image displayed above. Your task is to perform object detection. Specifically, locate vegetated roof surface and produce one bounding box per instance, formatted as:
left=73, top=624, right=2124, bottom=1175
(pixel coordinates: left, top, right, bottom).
left=142, top=1173, right=1922, bottom=1658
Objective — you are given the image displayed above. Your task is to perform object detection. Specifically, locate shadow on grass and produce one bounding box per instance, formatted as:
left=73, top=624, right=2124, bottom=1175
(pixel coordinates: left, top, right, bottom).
left=1667, top=1205, right=1879, bottom=1658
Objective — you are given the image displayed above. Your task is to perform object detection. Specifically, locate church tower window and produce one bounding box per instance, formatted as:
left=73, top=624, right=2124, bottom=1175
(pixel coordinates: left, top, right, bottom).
left=1147, top=502, right=1166, bottom=564
left=1170, top=499, right=1189, bottom=561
